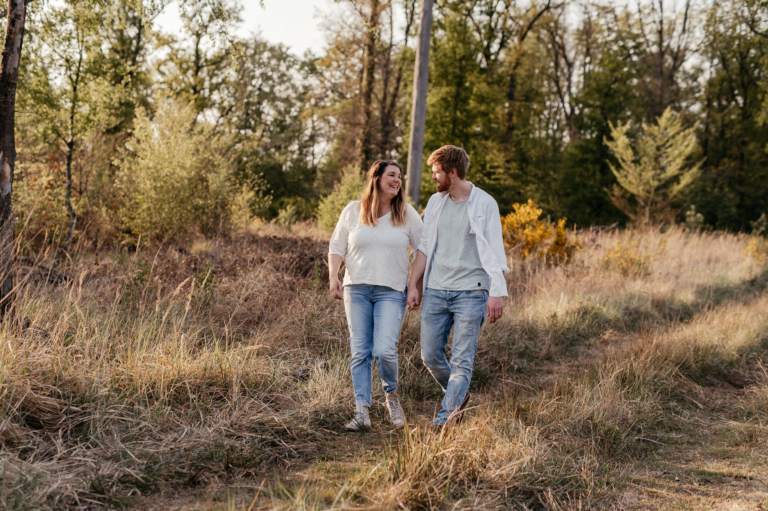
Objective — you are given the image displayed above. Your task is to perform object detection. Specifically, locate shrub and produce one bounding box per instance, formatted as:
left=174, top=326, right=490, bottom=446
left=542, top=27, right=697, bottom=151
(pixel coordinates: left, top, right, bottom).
left=744, top=213, right=768, bottom=267
left=684, top=205, right=705, bottom=231
left=316, top=165, right=365, bottom=234
left=229, top=177, right=272, bottom=230
left=501, top=199, right=580, bottom=263
left=598, top=240, right=651, bottom=277
left=14, top=158, right=74, bottom=241
left=276, top=204, right=300, bottom=231
left=116, top=98, right=245, bottom=241
left=745, top=237, right=768, bottom=267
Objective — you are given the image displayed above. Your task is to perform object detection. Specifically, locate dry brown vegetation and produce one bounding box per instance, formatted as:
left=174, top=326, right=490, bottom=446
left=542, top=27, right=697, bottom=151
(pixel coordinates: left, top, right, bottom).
left=1, top=223, right=767, bottom=510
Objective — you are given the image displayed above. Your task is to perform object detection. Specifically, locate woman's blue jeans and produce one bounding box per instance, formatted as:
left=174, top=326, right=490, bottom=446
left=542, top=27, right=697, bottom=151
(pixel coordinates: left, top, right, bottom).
left=343, top=285, right=407, bottom=408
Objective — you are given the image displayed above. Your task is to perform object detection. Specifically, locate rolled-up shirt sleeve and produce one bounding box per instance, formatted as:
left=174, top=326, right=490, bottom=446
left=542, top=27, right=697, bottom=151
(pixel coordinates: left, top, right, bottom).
left=417, top=196, right=436, bottom=256
left=485, top=200, right=510, bottom=297
left=407, top=205, right=424, bottom=254
left=328, top=203, right=353, bottom=258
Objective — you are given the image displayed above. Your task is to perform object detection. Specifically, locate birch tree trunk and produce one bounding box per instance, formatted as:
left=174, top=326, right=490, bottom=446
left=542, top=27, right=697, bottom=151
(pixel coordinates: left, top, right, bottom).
left=0, top=0, right=26, bottom=319
left=406, top=0, right=433, bottom=207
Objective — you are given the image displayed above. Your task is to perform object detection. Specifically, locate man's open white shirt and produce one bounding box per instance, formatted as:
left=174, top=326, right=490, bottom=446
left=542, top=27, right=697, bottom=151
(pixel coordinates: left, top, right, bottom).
left=417, top=183, right=510, bottom=298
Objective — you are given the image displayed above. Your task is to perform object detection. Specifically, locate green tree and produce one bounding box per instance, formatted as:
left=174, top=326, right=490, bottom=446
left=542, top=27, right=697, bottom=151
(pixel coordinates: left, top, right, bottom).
left=158, top=0, right=242, bottom=116
left=606, top=107, right=703, bottom=225
left=313, top=0, right=416, bottom=178
left=546, top=4, right=639, bottom=226
left=92, top=0, right=167, bottom=133
left=21, top=0, right=108, bottom=249
left=221, top=37, right=320, bottom=218
left=691, top=0, right=768, bottom=230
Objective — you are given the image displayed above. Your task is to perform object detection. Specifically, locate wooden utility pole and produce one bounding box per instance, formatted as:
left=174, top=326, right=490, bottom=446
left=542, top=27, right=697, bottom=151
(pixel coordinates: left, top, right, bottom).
left=406, top=0, right=433, bottom=207
left=0, top=0, right=27, bottom=318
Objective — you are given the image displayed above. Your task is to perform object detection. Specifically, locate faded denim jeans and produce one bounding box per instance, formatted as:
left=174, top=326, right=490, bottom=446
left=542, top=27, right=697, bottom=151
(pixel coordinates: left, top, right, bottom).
left=420, top=288, right=488, bottom=425
left=343, top=285, right=407, bottom=408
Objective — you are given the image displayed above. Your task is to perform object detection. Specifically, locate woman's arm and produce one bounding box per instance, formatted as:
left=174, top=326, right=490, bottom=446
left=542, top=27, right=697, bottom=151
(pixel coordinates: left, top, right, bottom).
left=328, top=203, right=353, bottom=300
left=407, top=250, right=428, bottom=310
left=329, top=254, right=344, bottom=300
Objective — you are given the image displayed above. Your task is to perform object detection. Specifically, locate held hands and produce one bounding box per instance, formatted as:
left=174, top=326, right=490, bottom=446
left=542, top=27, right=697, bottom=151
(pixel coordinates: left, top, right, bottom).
left=486, top=296, right=503, bottom=324
left=406, top=285, right=421, bottom=310
left=329, top=278, right=343, bottom=300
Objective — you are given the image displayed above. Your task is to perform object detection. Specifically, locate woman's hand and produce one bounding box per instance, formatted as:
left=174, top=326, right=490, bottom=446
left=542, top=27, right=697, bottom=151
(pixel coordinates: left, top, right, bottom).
left=328, top=254, right=344, bottom=300
left=330, top=277, right=343, bottom=300
left=407, top=285, right=421, bottom=310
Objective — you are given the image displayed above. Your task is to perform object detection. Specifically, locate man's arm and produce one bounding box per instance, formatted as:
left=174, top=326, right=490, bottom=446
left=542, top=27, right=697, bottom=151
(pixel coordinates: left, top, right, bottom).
left=407, top=250, right=428, bottom=310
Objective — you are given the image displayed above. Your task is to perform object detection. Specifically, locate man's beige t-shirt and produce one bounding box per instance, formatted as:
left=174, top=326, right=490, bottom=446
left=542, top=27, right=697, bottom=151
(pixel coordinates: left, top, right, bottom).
left=427, top=197, right=489, bottom=291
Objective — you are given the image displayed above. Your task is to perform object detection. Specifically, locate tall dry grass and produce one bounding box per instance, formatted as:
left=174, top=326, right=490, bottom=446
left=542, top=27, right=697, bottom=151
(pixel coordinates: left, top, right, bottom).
left=0, top=224, right=766, bottom=509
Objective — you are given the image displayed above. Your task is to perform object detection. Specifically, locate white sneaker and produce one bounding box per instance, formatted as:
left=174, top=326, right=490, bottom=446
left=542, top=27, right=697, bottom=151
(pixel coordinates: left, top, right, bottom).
left=344, top=407, right=371, bottom=431
left=385, top=392, right=405, bottom=428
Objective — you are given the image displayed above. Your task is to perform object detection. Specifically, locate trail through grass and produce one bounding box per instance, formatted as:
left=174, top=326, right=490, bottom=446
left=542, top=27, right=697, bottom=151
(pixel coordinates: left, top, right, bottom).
left=1, top=225, right=767, bottom=510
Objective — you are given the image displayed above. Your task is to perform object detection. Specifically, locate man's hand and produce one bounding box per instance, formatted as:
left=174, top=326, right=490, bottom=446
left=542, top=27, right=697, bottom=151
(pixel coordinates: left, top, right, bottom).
left=330, top=278, right=343, bottom=300
left=407, top=284, right=421, bottom=310
left=486, top=296, right=503, bottom=324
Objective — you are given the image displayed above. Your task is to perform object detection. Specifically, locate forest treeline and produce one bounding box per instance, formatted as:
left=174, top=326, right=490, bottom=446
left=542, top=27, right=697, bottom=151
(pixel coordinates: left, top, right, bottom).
left=16, top=0, right=768, bottom=244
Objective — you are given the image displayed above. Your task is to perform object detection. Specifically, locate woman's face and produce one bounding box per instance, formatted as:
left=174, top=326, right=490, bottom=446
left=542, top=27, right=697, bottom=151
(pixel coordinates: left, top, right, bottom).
left=377, top=165, right=402, bottom=202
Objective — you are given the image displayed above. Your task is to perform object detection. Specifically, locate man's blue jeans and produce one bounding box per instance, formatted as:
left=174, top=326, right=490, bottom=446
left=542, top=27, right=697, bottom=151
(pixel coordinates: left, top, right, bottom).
left=420, top=288, right=488, bottom=425
left=343, top=285, right=407, bottom=408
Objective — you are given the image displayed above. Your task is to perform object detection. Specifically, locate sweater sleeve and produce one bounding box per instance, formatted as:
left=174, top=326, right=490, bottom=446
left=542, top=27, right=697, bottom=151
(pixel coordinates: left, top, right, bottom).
left=328, top=202, right=355, bottom=257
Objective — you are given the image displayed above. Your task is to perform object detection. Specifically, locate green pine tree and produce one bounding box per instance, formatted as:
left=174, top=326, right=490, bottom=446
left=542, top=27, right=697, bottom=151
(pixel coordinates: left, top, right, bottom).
left=605, top=107, right=703, bottom=225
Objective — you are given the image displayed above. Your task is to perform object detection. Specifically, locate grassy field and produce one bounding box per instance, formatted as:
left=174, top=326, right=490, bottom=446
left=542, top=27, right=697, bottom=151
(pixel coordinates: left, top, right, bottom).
left=1, top=223, right=767, bottom=510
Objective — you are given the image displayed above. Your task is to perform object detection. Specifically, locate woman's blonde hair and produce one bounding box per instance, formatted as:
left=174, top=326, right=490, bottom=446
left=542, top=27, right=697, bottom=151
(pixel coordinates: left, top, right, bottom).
left=359, top=160, right=406, bottom=227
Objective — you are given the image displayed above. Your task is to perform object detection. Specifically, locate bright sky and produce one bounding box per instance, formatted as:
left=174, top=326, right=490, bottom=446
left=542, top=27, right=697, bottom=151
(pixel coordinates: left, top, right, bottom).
left=156, top=0, right=333, bottom=56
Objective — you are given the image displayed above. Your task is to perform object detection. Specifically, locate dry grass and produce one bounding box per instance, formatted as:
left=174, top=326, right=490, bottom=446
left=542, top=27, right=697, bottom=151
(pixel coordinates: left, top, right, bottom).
left=0, top=224, right=767, bottom=510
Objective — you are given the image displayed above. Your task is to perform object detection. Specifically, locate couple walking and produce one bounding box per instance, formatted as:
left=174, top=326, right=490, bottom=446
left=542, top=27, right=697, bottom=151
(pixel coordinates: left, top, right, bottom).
left=328, top=145, right=509, bottom=430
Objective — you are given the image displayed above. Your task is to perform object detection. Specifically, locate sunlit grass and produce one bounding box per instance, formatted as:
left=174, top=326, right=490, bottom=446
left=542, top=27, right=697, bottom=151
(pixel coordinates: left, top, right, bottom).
left=0, top=224, right=766, bottom=509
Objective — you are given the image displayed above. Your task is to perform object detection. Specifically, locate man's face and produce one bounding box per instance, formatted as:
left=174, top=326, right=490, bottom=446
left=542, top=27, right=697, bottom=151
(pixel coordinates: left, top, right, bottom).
left=431, top=164, right=453, bottom=193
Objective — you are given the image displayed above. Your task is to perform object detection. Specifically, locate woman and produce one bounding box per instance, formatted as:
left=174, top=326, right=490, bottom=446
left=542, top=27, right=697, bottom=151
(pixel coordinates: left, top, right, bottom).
left=328, top=160, right=423, bottom=430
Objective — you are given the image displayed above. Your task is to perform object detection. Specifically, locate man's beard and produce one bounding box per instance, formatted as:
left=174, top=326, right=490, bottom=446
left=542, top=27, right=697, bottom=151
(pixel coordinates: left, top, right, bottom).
left=435, top=173, right=452, bottom=192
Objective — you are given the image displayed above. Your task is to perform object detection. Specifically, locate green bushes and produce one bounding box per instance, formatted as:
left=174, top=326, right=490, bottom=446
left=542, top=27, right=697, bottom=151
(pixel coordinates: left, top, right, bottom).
left=316, top=165, right=365, bottom=234
left=116, top=99, right=237, bottom=240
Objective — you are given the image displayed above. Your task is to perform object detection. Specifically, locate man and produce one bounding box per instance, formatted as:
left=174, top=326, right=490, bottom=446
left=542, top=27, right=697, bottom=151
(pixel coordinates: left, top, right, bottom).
left=407, top=145, right=509, bottom=427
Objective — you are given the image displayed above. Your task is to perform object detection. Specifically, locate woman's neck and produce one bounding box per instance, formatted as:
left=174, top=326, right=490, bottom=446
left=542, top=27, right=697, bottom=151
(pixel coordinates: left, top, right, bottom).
left=377, top=198, right=393, bottom=217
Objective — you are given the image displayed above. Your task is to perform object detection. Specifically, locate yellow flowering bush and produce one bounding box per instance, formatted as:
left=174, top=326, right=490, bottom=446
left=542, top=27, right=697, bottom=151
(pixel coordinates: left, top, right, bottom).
left=598, top=240, right=651, bottom=277
left=501, top=199, right=580, bottom=263
left=745, top=237, right=768, bottom=267
left=744, top=213, right=768, bottom=267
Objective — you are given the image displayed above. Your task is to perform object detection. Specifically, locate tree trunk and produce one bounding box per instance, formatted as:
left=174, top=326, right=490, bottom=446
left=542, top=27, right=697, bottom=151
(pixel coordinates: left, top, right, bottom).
left=64, top=140, right=76, bottom=250
left=406, top=0, right=434, bottom=207
left=504, top=62, right=519, bottom=141
left=0, top=0, right=26, bottom=319
left=359, top=0, right=381, bottom=171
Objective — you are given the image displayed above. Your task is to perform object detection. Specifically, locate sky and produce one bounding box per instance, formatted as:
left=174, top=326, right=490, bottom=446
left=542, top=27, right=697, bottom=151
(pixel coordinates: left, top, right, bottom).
left=156, top=0, right=333, bottom=56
